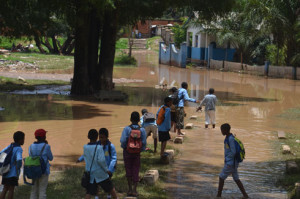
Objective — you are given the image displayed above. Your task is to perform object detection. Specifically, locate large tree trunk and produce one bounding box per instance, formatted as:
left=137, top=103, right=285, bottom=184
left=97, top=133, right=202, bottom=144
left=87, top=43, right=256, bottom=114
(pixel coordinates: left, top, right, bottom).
left=51, top=35, right=60, bottom=54
left=286, top=36, right=296, bottom=66
left=71, top=1, right=93, bottom=95
left=88, top=9, right=101, bottom=91
left=98, top=9, right=118, bottom=90
left=33, top=31, right=46, bottom=54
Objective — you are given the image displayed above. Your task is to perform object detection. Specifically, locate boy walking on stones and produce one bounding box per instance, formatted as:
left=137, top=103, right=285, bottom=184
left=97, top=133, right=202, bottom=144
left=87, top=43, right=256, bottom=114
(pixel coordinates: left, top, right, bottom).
left=217, top=123, right=249, bottom=198
left=120, top=112, right=146, bottom=197
left=176, top=82, right=199, bottom=135
left=197, top=88, right=217, bottom=128
left=140, top=109, right=158, bottom=153
left=0, top=131, right=25, bottom=199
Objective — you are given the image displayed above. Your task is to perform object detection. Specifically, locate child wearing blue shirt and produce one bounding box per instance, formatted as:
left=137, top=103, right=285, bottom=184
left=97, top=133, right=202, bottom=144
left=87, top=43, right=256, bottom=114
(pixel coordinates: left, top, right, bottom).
left=29, top=129, right=53, bottom=199
left=217, top=123, right=248, bottom=198
left=77, top=128, right=117, bottom=199
left=157, top=97, right=172, bottom=157
left=82, top=129, right=117, bottom=199
left=0, top=131, right=25, bottom=199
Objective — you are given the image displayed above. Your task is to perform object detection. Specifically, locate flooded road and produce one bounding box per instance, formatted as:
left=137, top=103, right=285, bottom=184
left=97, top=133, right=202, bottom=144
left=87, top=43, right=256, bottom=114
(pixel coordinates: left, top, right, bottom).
left=1, top=50, right=300, bottom=198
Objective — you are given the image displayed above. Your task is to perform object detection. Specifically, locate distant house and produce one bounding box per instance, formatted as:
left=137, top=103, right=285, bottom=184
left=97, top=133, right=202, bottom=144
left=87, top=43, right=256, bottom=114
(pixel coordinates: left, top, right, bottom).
left=186, top=25, right=236, bottom=63
left=130, top=19, right=182, bottom=38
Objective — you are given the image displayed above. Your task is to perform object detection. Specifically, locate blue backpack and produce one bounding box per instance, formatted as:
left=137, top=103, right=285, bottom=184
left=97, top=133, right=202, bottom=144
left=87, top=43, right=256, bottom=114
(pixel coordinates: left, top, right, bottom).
left=0, top=144, right=14, bottom=175
left=23, top=144, right=47, bottom=185
left=225, top=134, right=245, bottom=163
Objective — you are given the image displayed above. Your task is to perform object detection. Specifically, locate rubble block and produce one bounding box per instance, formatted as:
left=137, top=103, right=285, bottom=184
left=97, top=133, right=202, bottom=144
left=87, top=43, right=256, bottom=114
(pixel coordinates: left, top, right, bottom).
left=278, top=131, right=286, bottom=139
left=143, top=170, right=159, bottom=185
left=282, top=145, right=291, bottom=154
left=190, top=115, right=198, bottom=120
left=296, top=140, right=300, bottom=143
left=286, top=160, right=299, bottom=174
left=165, top=149, right=175, bottom=160
left=174, top=137, right=183, bottom=144
left=185, top=123, right=194, bottom=129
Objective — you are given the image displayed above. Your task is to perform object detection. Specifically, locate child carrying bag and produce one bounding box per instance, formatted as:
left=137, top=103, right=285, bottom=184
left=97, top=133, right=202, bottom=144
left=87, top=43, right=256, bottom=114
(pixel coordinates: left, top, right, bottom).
left=23, top=143, right=47, bottom=185
left=81, top=143, right=98, bottom=188
left=0, top=144, right=14, bottom=175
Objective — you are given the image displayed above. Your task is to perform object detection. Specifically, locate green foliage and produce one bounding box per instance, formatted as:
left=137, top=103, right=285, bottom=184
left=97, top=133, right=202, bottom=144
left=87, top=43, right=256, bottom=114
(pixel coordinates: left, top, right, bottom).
left=114, top=51, right=137, bottom=66
left=266, top=44, right=287, bottom=66
left=171, top=18, right=188, bottom=48
left=116, top=38, right=128, bottom=49
left=146, top=36, right=161, bottom=51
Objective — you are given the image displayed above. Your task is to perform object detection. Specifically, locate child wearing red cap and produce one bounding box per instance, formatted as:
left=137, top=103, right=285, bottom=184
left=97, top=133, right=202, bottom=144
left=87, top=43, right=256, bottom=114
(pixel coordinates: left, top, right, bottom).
left=28, top=129, right=53, bottom=199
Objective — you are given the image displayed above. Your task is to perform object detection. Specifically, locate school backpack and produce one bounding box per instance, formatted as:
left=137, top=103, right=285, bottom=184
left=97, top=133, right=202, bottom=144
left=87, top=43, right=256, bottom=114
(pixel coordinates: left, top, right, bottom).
left=143, top=112, right=156, bottom=123
left=23, top=143, right=47, bottom=185
left=171, top=89, right=184, bottom=107
left=0, top=144, right=14, bottom=176
left=156, top=106, right=166, bottom=125
left=225, top=135, right=245, bottom=163
left=127, top=125, right=142, bottom=154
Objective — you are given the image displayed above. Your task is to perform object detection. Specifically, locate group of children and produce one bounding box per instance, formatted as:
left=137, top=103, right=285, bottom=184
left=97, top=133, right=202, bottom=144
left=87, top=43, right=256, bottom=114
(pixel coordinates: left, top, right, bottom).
left=0, top=82, right=248, bottom=198
left=0, top=129, right=53, bottom=199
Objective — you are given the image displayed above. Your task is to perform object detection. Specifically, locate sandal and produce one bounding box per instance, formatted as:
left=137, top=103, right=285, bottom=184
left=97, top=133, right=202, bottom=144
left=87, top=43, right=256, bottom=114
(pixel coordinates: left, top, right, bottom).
left=127, top=191, right=133, bottom=196
left=132, top=192, right=139, bottom=197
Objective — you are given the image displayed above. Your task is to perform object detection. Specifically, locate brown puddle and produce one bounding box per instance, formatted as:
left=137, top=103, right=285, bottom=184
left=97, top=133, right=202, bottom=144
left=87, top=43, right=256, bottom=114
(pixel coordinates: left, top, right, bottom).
left=0, top=50, right=299, bottom=198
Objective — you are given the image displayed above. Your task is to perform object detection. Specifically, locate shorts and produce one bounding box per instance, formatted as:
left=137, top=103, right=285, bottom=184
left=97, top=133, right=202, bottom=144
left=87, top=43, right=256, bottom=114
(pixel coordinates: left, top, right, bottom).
left=158, top=131, right=171, bottom=142
left=144, top=125, right=158, bottom=139
left=219, top=164, right=239, bottom=181
left=176, top=107, right=185, bottom=129
left=86, top=178, right=114, bottom=195
left=171, top=112, right=177, bottom=122
left=1, top=177, right=18, bottom=186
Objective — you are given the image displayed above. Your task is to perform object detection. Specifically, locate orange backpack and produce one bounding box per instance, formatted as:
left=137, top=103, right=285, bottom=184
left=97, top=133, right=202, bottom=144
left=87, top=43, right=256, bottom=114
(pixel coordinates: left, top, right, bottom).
left=126, top=125, right=142, bottom=153
left=156, top=106, right=166, bottom=125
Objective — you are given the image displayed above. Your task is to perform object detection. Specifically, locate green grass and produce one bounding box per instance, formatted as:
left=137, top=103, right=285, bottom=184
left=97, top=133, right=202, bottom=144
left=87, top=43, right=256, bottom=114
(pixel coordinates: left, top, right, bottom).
left=273, top=132, right=300, bottom=198
left=278, top=107, right=300, bottom=120
left=15, top=144, right=177, bottom=199
left=114, top=53, right=137, bottom=66
left=0, top=76, right=69, bottom=91
left=146, top=36, right=161, bottom=52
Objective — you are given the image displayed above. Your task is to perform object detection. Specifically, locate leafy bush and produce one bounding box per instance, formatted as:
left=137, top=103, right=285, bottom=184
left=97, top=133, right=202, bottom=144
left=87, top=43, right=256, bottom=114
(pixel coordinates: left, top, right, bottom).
left=266, top=44, right=287, bottom=66
left=171, top=18, right=188, bottom=48
left=114, top=51, right=136, bottom=66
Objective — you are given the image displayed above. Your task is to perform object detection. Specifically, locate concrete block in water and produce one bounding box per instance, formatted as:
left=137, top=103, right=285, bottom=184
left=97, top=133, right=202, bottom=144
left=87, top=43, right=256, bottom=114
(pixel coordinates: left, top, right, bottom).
left=165, top=149, right=175, bottom=160
left=190, top=115, right=198, bottom=120
left=282, top=145, right=291, bottom=154
left=278, top=131, right=286, bottom=139
left=143, top=170, right=159, bottom=185
left=174, top=137, right=183, bottom=144
left=185, top=123, right=194, bottom=129
left=286, top=160, right=299, bottom=174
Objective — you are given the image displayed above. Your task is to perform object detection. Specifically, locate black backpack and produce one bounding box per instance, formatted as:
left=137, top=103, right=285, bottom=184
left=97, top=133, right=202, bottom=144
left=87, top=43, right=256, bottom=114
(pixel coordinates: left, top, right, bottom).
left=171, top=90, right=184, bottom=106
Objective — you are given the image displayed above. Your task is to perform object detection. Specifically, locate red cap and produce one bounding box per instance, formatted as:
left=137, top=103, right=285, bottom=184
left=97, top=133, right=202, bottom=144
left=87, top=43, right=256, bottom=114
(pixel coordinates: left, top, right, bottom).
left=34, top=129, right=47, bottom=137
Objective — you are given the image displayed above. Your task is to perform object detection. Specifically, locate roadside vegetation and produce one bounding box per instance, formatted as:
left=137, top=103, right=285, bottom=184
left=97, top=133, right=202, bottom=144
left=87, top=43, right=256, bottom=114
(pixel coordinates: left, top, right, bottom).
left=273, top=132, right=300, bottom=199
left=14, top=144, right=178, bottom=199
left=147, top=36, right=161, bottom=52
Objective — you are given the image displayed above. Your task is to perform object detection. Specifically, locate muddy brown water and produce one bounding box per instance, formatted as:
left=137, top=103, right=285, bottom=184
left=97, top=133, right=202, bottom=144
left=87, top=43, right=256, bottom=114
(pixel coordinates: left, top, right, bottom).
left=0, top=50, right=299, bottom=198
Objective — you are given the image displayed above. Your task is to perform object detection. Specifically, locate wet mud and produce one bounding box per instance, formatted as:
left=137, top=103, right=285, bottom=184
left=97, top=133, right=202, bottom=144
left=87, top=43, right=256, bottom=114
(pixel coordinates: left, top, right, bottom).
left=0, top=50, right=299, bottom=198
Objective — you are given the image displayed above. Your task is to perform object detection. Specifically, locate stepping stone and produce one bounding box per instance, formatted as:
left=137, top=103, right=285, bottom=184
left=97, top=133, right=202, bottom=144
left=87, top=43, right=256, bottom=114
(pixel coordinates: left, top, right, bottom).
left=295, top=183, right=300, bottom=197
left=185, top=123, right=194, bottom=129
left=143, top=170, right=159, bottom=185
left=165, top=149, right=175, bottom=160
left=278, top=131, right=286, bottom=139
left=286, top=160, right=299, bottom=174
left=282, top=145, right=291, bottom=154
left=174, top=137, right=183, bottom=144
left=190, top=115, right=198, bottom=120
